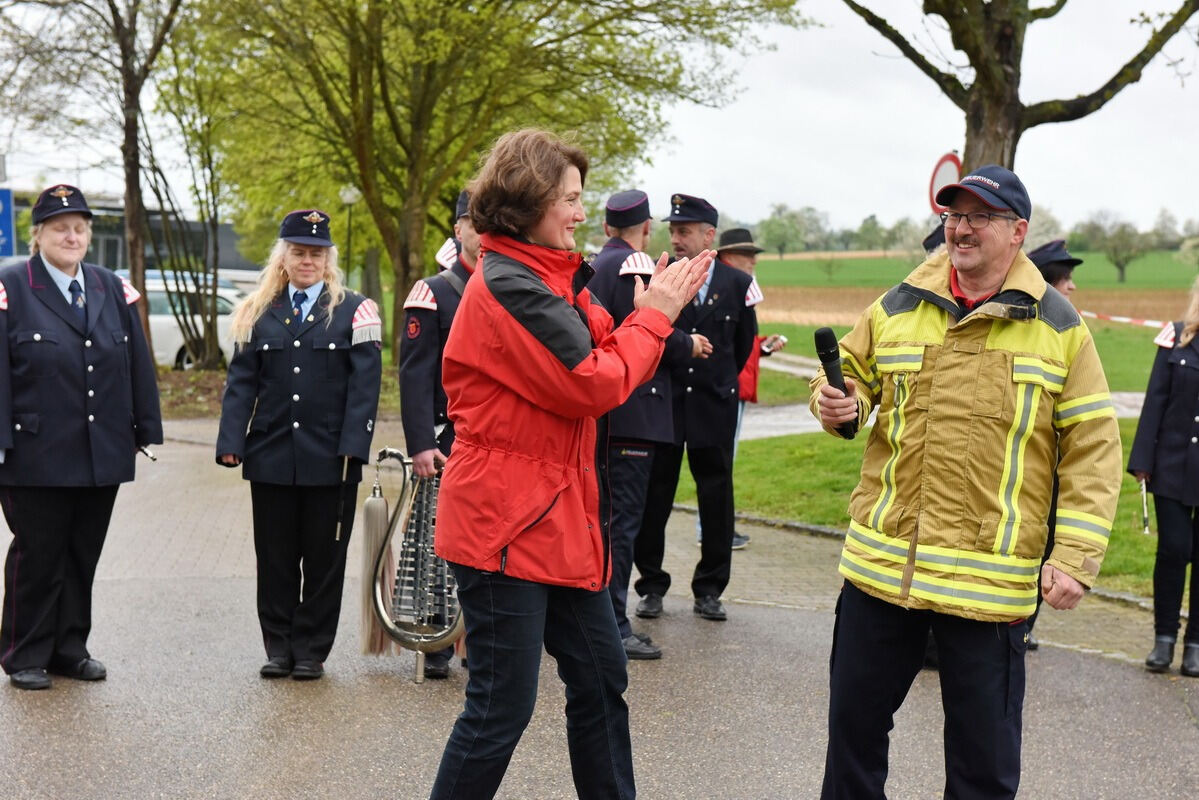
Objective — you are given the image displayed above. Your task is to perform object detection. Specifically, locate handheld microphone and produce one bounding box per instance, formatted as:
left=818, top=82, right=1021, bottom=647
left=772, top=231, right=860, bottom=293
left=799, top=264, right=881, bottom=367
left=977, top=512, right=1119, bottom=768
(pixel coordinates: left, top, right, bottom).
left=814, top=327, right=857, bottom=439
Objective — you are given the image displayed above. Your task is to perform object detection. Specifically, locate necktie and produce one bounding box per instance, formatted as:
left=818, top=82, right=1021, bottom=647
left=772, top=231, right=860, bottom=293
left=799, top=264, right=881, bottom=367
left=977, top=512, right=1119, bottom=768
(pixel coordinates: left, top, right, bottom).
left=292, top=290, right=307, bottom=319
left=69, top=279, right=86, bottom=325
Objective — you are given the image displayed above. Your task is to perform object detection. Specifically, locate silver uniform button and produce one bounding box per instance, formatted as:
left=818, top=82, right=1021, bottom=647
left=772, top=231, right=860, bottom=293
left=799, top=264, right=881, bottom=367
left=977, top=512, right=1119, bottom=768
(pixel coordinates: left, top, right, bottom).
left=87, top=365, right=94, bottom=373
left=691, top=328, right=697, bottom=333
left=293, top=421, right=300, bottom=429
left=1182, top=359, right=1188, bottom=365
left=686, top=386, right=693, bottom=393
left=263, top=343, right=270, bottom=351
left=688, top=367, right=694, bottom=373
left=88, top=390, right=94, bottom=397
left=14, top=423, right=20, bottom=431
left=124, top=335, right=128, bottom=342
left=33, top=333, right=41, bottom=341
left=292, top=394, right=300, bottom=401
left=293, top=340, right=301, bottom=348
left=328, top=343, right=336, bottom=350
left=650, top=387, right=656, bottom=394
left=88, top=415, right=94, bottom=422
left=293, top=366, right=301, bottom=374
left=1193, top=437, right=1198, bottom=444
left=85, top=339, right=92, bottom=347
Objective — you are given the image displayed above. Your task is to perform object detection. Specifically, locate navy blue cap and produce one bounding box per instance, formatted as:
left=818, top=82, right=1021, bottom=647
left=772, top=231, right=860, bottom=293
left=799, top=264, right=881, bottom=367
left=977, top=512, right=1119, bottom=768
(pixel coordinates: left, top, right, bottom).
left=935, top=165, right=1032, bottom=221
left=717, top=228, right=764, bottom=254
left=1028, top=239, right=1082, bottom=270
left=455, top=190, right=470, bottom=221
left=922, top=225, right=945, bottom=253
left=662, top=193, right=718, bottom=227
left=32, top=184, right=92, bottom=224
left=279, top=209, right=333, bottom=246
left=605, top=189, right=650, bottom=227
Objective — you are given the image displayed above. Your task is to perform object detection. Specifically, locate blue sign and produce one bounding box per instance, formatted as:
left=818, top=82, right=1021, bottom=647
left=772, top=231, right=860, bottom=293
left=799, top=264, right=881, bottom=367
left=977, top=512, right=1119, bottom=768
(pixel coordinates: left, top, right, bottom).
left=0, top=188, right=13, bottom=257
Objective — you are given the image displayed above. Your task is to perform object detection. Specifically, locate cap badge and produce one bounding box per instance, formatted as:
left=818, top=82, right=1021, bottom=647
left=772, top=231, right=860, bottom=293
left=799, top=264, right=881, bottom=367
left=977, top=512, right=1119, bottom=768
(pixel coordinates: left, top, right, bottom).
left=303, top=212, right=324, bottom=223
left=51, top=186, right=73, bottom=206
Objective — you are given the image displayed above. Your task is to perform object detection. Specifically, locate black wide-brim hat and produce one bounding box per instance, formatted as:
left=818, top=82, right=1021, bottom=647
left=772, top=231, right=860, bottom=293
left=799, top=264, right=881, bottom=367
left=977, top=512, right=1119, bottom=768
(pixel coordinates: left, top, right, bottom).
left=32, top=184, right=93, bottom=224
left=279, top=209, right=333, bottom=246
left=717, top=227, right=764, bottom=254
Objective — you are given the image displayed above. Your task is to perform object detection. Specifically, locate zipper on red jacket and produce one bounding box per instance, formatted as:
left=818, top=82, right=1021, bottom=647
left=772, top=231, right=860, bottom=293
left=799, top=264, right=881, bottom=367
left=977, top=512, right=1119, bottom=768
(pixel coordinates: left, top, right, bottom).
left=499, top=546, right=508, bottom=573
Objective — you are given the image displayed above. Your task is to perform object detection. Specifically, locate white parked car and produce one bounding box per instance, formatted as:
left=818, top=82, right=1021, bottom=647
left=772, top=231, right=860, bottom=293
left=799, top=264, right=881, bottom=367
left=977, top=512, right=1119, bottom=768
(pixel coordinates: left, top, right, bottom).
left=144, top=280, right=244, bottom=369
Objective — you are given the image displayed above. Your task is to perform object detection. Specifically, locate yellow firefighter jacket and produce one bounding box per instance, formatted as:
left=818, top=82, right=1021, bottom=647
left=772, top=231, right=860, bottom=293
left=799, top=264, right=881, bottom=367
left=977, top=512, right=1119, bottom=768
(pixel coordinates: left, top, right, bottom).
left=809, top=251, right=1122, bottom=622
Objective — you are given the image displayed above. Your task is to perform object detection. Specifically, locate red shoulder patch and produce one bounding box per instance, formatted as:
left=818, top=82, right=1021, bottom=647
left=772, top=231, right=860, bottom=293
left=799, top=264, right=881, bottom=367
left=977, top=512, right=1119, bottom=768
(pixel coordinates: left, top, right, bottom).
left=406, top=316, right=421, bottom=339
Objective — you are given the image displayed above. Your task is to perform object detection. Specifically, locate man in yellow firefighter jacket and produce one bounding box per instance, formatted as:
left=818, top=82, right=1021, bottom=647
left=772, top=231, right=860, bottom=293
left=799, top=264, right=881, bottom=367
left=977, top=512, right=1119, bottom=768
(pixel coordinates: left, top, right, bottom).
left=811, top=165, right=1121, bottom=800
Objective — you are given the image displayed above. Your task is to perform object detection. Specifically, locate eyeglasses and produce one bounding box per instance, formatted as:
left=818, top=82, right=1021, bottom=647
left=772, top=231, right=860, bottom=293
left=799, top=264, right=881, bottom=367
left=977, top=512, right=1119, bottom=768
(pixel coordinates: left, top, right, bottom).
left=940, top=211, right=1018, bottom=229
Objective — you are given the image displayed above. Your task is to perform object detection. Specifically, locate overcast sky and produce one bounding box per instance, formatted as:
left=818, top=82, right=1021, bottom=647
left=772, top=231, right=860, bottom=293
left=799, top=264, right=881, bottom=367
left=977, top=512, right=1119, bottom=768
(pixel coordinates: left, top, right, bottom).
left=633, top=0, right=1199, bottom=232
left=3, top=1, right=1196, bottom=234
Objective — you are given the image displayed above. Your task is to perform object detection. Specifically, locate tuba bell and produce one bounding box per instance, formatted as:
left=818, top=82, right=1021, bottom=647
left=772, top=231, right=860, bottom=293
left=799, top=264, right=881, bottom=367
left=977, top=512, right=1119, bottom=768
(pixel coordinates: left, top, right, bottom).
left=361, top=447, right=464, bottom=682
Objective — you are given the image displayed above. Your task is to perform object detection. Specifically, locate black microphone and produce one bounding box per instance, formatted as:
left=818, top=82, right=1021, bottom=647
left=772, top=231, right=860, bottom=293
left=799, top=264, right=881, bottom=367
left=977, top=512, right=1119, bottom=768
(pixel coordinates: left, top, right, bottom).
left=814, top=327, right=857, bottom=439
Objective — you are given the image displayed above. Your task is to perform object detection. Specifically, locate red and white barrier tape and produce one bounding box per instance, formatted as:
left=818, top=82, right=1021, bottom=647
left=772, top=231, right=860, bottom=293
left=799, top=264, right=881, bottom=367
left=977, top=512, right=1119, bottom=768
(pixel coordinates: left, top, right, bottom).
left=1079, top=310, right=1166, bottom=330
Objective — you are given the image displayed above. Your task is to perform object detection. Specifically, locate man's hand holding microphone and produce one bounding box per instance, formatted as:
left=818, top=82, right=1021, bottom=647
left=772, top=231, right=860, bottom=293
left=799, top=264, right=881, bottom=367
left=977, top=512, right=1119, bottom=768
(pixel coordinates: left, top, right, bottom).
left=814, top=327, right=858, bottom=439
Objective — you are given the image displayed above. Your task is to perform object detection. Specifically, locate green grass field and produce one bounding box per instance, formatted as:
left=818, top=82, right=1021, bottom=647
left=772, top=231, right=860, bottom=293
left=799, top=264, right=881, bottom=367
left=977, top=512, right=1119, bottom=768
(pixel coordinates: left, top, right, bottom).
left=755, top=250, right=1196, bottom=290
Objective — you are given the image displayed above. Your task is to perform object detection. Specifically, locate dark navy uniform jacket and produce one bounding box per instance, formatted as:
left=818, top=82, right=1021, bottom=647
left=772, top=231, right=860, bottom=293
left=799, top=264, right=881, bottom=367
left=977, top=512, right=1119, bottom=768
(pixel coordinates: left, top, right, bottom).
left=399, top=258, right=470, bottom=455
left=1129, top=321, right=1199, bottom=506
left=216, top=289, right=382, bottom=486
left=669, top=258, right=757, bottom=449
left=0, top=256, right=162, bottom=486
left=585, top=237, right=694, bottom=443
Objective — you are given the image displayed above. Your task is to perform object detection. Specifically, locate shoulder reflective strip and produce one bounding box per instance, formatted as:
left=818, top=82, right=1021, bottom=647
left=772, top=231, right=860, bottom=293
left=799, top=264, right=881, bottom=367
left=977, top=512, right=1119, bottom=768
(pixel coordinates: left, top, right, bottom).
left=1053, top=394, right=1115, bottom=427
left=121, top=276, right=142, bottom=304
left=1154, top=322, right=1175, bottom=348
left=842, top=352, right=882, bottom=396
left=0, top=280, right=6, bottom=310
left=867, top=373, right=909, bottom=530
left=435, top=238, right=457, bottom=270
left=744, top=276, right=764, bottom=307
left=617, top=251, right=655, bottom=277
left=995, top=382, right=1040, bottom=555
left=403, top=281, right=437, bottom=311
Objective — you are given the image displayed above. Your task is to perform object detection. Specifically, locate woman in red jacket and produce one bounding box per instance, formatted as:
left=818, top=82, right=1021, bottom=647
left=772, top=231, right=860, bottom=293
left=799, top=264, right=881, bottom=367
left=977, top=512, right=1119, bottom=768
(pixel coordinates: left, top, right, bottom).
left=429, top=129, right=710, bottom=800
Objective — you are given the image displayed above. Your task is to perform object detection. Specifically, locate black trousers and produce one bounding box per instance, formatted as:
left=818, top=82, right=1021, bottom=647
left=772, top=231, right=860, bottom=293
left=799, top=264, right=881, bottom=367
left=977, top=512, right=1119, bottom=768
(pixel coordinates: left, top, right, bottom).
left=634, top=441, right=734, bottom=600
left=250, top=482, right=356, bottom=663
left=1151, top=494, right=1199, bottom=641
left=0, top=485, right=119, bottom=674
left=605, top=440, right=655, bottom=638
left=822, top=582, right=1026, bottom=800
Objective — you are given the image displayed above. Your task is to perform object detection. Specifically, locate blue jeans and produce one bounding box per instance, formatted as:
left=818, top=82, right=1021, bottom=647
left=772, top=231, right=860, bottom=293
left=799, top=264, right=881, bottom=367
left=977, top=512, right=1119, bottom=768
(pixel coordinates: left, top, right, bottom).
left=430, top=564, right=635, bottom=800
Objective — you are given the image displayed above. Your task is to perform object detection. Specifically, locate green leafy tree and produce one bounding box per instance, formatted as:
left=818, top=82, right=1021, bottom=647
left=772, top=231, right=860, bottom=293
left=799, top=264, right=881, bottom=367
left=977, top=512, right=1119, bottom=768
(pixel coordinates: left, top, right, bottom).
left=758, top=204, right=805, bottom=258
left=0, top=0, right=187, bottom=341
left=840, top=2, right=1198, bottom=170
left=1099, top=219, right=1151, bottom=283
left=200, top=0, right=807, bottom=357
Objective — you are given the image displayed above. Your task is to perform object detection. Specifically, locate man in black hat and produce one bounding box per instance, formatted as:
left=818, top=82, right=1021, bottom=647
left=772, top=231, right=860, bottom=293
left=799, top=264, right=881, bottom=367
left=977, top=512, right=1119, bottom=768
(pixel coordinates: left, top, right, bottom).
left=692, top=228, right=787, bottom=550
left=586, top=190, right=712, bottom=659
left=633, top=194, right=757, bottom=623
left=397, top=189, right=477, bottom=677
left=0, top=184, right=162, bottom=689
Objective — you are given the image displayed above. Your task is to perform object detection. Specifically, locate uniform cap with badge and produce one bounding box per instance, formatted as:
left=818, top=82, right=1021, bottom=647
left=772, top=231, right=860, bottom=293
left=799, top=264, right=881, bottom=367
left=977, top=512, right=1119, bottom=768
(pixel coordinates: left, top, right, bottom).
left=605, top=189, right=650, bottom=228
left=279, top=209, right=333, bottom=246
left=32, top=184, right=93, bottom=224
left=662, top=193, right=718, bottom=227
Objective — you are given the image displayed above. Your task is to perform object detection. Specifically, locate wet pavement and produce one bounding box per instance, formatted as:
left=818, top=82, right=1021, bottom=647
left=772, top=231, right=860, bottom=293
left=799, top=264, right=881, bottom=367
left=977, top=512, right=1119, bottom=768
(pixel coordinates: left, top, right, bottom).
left=1, top=417, right=1195, bottom=799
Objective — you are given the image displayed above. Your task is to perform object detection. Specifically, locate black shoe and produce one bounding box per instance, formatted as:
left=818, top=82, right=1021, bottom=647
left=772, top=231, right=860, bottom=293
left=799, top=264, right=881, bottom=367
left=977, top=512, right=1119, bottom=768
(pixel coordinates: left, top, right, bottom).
left=1026, top=632, right=1039, bottom=651
left=423, top=656, right=451, bottom=680
left=1145, top=636, right=1176, bottom=673
left=693, top=595, right=727, bottom=621
left=291, top=660, right=324, bottom=680
left=623, top=634, right=662, bottom=660
left=1182, top=643, right=1199, bottom=677
left=260, top=656, right=293, bottom=678
left=635, top=593, right=663, bottom=619
left=731, top=532, right=750, bottom=550
left=49, top=657, right=106, bottom=681
left=9, top=668, right=51, bottom=690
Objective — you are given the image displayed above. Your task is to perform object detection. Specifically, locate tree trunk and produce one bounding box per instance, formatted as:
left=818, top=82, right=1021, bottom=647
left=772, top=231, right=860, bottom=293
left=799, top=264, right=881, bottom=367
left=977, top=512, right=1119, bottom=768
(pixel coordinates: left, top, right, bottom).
left=961, top=92, right=1024, bottom=171
left=121, top=81, right=152, bottom=346
left=361, top=247, right=386, bottom=341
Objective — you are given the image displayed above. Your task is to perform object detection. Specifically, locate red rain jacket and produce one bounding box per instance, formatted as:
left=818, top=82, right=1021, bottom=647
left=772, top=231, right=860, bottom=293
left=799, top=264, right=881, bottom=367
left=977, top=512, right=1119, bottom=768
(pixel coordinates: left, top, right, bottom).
left=434, top=234, right=674, bottom=590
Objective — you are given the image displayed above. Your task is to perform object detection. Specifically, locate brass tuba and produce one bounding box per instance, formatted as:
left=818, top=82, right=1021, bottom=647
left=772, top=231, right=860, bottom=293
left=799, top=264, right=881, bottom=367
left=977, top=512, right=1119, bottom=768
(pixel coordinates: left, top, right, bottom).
left=361, top=447, right=464, bottom=682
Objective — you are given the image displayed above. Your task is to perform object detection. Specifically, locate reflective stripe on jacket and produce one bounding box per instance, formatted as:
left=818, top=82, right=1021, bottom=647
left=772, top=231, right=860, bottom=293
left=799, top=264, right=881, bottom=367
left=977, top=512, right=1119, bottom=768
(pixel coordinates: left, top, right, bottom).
left=809, top=251, right=1122, bottom=622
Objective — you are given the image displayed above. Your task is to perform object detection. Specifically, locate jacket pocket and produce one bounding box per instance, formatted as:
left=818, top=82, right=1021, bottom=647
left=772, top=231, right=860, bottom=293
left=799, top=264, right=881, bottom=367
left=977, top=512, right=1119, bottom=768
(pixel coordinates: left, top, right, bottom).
left=313, top=337, right=351, bottom=382
left=11, top=413, right=40, bottom=436
left=255, top=338, right=286, bottom=379
left=1011, top=355, right=1066, bottom=397
left=111, top=330, right=131, bottom=376
left=875, top=344, right=924, bottom=410
left=15, top=331, right=59, bottom=377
